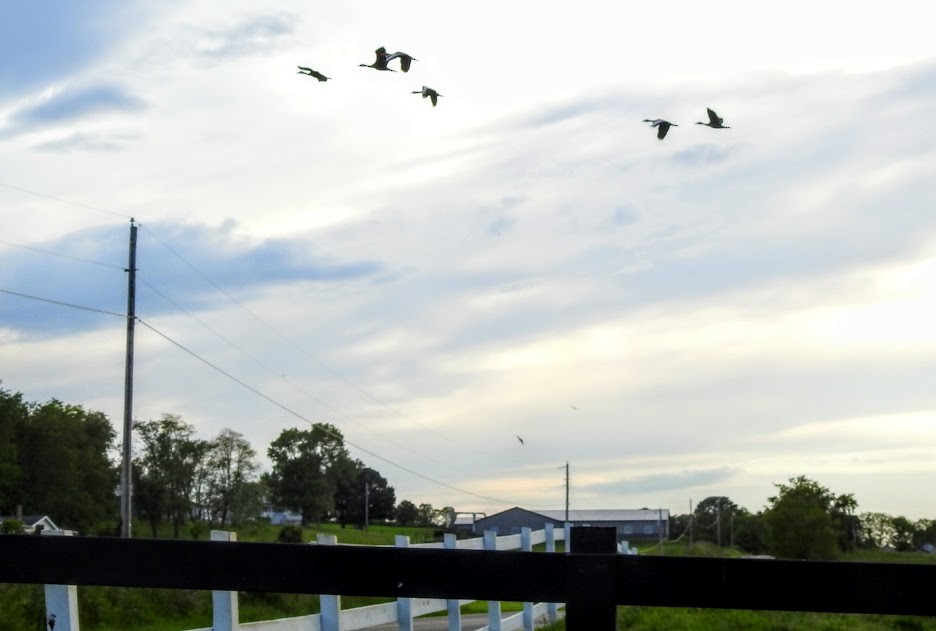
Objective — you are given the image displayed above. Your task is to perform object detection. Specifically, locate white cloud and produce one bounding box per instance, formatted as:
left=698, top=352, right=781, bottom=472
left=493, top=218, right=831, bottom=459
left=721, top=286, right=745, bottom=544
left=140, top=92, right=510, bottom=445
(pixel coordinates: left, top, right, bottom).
left=2, top=0, right=936, bottom=521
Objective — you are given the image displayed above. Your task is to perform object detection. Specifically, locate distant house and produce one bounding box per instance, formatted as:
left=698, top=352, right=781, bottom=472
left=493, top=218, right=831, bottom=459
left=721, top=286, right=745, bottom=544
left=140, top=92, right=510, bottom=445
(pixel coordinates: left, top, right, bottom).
left=0, top=514, right=61, bottom=534
left=452, top=512, right=486, bottom=533
left=262, top=510, right=303, bottom=526
left=472, top=507, right=669, bottom=540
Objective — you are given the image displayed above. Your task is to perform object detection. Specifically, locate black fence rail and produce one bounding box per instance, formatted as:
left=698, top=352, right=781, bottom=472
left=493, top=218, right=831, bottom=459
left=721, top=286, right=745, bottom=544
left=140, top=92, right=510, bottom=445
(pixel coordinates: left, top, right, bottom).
left=3, top=527, right=935, bottom=630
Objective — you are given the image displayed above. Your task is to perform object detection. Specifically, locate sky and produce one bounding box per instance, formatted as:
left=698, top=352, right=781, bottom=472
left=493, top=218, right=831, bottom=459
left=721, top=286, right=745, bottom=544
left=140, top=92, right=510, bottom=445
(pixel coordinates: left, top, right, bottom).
left=2, top=0, right=936, bottom=521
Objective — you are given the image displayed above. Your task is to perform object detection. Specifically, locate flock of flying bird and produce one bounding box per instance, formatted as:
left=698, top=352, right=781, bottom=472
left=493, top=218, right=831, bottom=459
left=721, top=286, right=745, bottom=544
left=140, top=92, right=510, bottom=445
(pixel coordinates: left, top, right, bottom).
left=298, top=45, right=442, bottom=106
left=300, top=46, right=732, bottom=133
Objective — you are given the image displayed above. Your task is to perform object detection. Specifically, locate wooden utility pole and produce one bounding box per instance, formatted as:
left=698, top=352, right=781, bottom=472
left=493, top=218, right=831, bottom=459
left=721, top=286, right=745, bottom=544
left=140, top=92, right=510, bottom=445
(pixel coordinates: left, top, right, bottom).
left=564, top=461, right=570, bottom=522
left=120, top=219, right=137, bottom=538
left=364, top=482, right=370, bottom=531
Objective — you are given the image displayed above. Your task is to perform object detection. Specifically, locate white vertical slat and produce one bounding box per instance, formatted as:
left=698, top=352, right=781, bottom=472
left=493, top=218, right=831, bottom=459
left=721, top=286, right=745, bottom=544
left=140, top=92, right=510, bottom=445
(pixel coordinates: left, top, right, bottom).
left=42, top=529, right=80, bottom=631
left=211, top=530, right=240, bottom=631
left=483, top=531, right=501, bottom=631
left=444, top=533, right=463, bottom=631
left=396, top=534, right=413, bottom=631
left=316, top=534, right=341, bottom=631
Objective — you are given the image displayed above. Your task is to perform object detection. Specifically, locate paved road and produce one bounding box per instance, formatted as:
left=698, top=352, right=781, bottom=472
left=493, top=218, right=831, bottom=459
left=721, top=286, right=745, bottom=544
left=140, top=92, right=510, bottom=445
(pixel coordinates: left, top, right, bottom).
left=367, top=610, right=564, bottom=631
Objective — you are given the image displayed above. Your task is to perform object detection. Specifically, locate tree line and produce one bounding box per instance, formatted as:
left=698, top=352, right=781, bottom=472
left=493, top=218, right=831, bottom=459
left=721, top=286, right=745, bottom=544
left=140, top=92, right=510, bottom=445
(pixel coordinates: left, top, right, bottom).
left=670, top=475, right=936, bottom=559
left=0, top=384, right=451, bottom=536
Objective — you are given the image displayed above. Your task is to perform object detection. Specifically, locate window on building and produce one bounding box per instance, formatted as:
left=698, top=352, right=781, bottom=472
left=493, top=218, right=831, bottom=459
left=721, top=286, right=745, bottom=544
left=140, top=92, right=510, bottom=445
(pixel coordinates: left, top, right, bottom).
left=643, top=525, right=653, bottom=534
left=622, top=526, right=633, bottom=534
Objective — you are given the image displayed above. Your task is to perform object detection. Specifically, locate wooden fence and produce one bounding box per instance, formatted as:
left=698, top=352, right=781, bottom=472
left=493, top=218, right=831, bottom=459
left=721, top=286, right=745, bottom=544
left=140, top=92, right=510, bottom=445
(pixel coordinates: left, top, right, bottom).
left=4, top=526, right=936, bottom=631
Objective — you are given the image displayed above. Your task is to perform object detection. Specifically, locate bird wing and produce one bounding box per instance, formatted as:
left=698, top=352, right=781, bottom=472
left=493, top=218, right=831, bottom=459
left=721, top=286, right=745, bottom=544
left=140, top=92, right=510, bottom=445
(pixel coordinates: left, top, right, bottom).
left=657, top=122, right=670, bottom=139
left=430, top=92, right=437, bottom=106
left=311, top=70, right=329, bottom=81
left=297, top=65, right=312, bottom=72
left=707, top=108, right=721, bottom=125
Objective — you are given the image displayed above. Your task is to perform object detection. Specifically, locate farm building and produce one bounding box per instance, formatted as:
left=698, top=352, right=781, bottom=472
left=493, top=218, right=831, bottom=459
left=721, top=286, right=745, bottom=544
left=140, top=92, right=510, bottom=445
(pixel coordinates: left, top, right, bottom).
left=472, top=506, right=669, bottom=540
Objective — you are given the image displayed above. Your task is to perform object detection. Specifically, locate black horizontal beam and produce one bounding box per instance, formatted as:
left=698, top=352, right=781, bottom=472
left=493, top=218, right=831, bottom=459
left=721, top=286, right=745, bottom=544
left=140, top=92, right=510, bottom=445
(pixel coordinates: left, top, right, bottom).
left=616, top=555, right=936, bottom=616
left=3, top=535, right=936, bottom=617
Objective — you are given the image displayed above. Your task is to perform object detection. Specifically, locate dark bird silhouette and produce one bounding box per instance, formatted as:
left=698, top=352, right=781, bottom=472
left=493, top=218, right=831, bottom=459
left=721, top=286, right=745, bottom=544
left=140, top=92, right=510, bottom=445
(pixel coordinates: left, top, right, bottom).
left=696, top=107, right=730, bottom=129
left=412, top=85, right=442, bottom=106
left=297, top=66, right=330, bottom=82
left=643, top=118, right=677, bottom=140
left=360, top=47, right=393, bottom=71
left=570, top=404, right=579, bottom=411
left=516, top=435, right=525, bottom=445
left=386, top=51, right=417, bottom=72
left=47, top=614, right=56, bottom=630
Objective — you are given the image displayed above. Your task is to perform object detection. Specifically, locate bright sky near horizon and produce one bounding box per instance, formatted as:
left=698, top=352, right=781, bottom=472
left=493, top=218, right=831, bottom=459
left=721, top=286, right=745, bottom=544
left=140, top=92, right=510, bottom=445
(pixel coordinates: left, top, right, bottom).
left=2, top=1, right=936, bottom=520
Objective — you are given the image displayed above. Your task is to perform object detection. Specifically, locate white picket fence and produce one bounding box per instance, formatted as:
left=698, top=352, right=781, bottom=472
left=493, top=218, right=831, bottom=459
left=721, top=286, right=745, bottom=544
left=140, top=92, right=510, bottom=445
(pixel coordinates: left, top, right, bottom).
left=45, top=523, right=609, bottom=631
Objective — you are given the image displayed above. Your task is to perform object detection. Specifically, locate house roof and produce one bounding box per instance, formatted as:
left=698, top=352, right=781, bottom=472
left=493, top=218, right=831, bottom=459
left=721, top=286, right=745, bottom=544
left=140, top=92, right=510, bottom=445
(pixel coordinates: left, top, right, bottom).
left=0, top=515, right=60, bottom=530
left=537, top=509, right=669, bottom=522
left=477, top=507, right=670, bottom=523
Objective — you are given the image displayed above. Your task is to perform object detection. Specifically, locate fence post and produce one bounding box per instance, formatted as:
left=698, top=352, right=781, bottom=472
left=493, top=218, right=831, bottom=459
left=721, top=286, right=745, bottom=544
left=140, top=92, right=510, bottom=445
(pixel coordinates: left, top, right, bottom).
left=565, top=527, right=616, bottom=631
left=544, top=523, right=558, bottom=623
left=42, top=530, right=79, bottom=631
left=520, top=527, right=534, bottom=631
left=396, top=535, right=414, bottom=631
left=443, top=533, right=462, bottom=631
left=316, top=534, right=341, bottom=631
left=210, top=530, right=240, bottom=631
left=483, top=530, right=502, bottom=631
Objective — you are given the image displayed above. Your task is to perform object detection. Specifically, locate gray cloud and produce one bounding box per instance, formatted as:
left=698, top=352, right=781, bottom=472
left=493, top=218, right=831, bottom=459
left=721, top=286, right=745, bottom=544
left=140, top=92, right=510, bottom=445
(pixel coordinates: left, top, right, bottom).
left=583, top=467, right=741, bottom=494
left=0, top=220, right=383, bottom=336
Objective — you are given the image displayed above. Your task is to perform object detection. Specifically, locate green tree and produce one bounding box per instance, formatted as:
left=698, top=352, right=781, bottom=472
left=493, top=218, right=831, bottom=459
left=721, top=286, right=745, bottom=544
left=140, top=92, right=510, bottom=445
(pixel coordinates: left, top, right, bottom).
left=693, top=496, right=741, bottom=546
left=416, top=503, right=436, bottom=527
left=204, top=429, right=259, bottom=526
left=763, top=476, right=850, bottom=560
left=859, top=512, right=896, bottom=548
left=732, top=509, right=767, bottom=554
left=0, top=385, right=27, bottom=513
left=265, top=424, right=350, bottom=525
left=134, top=414, right=210, bottom=538
left=395, top=500, right=419, bottom=526
left=13, top=399, right=118, bottom=533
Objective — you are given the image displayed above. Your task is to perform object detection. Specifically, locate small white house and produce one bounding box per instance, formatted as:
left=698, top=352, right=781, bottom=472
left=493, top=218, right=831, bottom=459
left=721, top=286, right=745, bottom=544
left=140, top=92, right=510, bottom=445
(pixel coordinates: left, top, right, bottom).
left=262, top=510, right=303, bottom=525
left=0, top=514, right=60, bottom=534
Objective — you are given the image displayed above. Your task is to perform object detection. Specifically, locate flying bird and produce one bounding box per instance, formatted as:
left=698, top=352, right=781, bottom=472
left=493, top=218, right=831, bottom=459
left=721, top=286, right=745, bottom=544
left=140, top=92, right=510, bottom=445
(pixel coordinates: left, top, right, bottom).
left=696, top=107, right=730, bottom=129
left=47, top=614, right=56, bottom=630
left=412, top=85, right=442, bottom=106
left=386, top=51, right=417, bottom=72
left=570, top=404, right=579, bottom=411
left=643, top=119, right=677, bottom=140
left=297, top=66, right=330, bottom=82
left=516, top=435, right=525, bottom=445
left=360, top=47, right=393, bottom=71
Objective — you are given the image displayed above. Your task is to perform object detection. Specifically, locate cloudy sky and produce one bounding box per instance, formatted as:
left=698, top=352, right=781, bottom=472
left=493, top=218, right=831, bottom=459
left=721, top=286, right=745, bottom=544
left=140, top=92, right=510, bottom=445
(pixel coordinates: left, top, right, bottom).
left=2, top=0, right=936, bottom=521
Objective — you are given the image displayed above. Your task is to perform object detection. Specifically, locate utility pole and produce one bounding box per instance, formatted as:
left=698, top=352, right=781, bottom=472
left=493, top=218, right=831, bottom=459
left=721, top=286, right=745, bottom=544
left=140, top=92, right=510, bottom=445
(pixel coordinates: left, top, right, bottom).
left=364, top=482, right=370, bottom=531
left=716, top=500, right=722, bottom=548
left=688, top=499, right=693, bottom=551
left=120, top=219, right=137, bottom=539
left=564, top=461, right=570, bottom=522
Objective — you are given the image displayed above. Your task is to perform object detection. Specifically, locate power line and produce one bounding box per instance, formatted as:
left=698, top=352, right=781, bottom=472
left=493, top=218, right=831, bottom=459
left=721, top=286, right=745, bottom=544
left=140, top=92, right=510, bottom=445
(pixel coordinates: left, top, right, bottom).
left=137, top=275, right=478, bottom=477
left=0, top=282, right=534, bottom=505
left=136, top=222, right=498, bottom=457
left=0, top=287, right=127, bottom=319
left=0, top=238, right=125, bottom=270
left=0, top=182, right=133, bottom=220
left=137, top=317, right=527, bottom=506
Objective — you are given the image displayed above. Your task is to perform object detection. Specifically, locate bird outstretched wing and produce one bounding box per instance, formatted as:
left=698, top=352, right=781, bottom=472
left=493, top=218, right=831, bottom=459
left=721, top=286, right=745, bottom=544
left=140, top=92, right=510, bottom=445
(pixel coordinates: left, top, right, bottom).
left=707, top=108, right=721, bottom=126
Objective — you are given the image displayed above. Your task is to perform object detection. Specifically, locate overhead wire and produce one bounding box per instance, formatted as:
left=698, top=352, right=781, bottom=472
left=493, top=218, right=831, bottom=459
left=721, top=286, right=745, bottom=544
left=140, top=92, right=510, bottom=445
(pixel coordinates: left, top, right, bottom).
left=137, top=275, right=485, bottom=477
left=0, top=238, right=126, bottom=270
left=0, top=283, right=538, bottom=506
left=135, top=222, right=501, bottom=458
left=1, top=182, right=498, bottom=459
